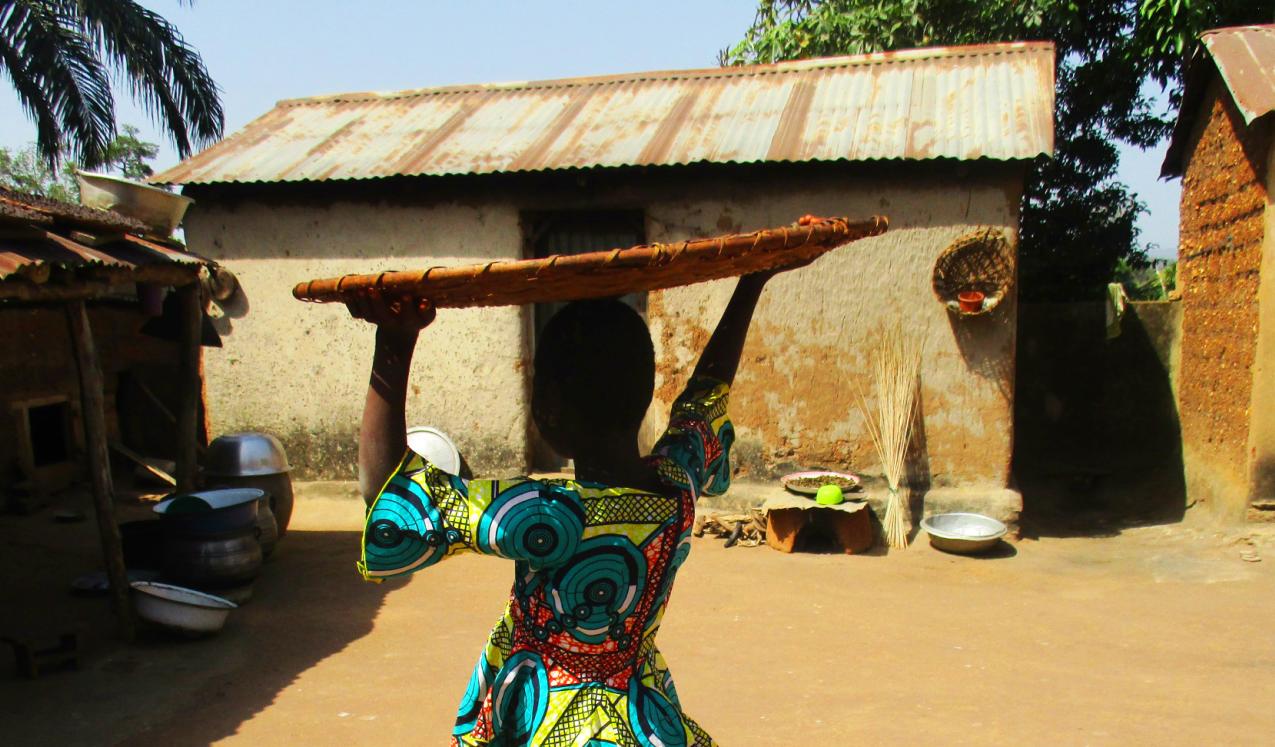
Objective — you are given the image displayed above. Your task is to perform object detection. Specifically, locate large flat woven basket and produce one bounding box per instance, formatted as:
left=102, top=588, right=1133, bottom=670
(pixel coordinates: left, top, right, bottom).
left=293, top=215, right=887, bottom=308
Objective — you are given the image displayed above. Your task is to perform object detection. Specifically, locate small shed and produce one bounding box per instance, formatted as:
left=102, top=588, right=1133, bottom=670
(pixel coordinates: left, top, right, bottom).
left=1162, top=24, right=1275, bottom=521
left=154, top=42, right=1056, bottom=522
left=0, top=188, right=213, bottom=636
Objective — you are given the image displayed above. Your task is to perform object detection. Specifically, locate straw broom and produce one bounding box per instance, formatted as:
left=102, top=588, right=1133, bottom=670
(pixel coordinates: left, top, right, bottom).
left=856, top=324, right=923, bottom=549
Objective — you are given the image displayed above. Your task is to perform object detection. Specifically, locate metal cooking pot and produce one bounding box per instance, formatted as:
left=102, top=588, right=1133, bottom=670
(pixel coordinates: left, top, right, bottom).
left=153, top=488, right=262, bottom=537
left=204, top=473, right=295, bottom=538
left=256, top=500, right=279, bottom=558
left=161, top=528, right=263, bottom=588
left=203, top=433, right=291, bottom=477
left=203, top=433, right=295, bottom=536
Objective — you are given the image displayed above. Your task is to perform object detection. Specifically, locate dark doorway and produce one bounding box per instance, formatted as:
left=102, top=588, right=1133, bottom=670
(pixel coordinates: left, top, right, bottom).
left=523, top=210, right=646, bottom=471
left=1013, top=302, right=1186, bottom=535
left=26, top=400, right=72, bottom=467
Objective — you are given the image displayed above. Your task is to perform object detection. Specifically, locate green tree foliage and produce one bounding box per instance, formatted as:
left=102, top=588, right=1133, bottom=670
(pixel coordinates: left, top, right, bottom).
left=0, top=124, right=160, bottom=201
left=1115, top=257, right=1177, bottom=301
left=723, top=1, right=1272, bottom=300
left=0, top=1, right=222, bottom=169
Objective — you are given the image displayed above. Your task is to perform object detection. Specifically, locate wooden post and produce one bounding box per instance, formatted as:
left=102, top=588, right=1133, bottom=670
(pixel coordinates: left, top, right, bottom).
left=175, top=283, right=202, bottom=492
left=66, top=300, right=134, bottom=641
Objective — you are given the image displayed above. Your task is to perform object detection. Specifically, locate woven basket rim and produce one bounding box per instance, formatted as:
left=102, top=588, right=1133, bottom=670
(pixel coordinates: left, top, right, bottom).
left=931, top=227, right=1013, bottom=316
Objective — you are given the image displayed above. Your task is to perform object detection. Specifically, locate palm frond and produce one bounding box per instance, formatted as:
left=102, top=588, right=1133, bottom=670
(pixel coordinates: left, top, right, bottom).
left=64, top=0, right=223, bottom=157
left=0, top=15, right=63, bottom=164
left=1, top=1, right=115, bottom=167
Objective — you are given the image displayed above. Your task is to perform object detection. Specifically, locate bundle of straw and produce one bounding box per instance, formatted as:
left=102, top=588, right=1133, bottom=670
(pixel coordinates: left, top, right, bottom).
left=857, top=324, right=923, bottom=549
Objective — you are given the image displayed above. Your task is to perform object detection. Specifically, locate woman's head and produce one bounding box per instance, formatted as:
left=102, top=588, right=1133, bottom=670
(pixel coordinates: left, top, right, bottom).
left=532, top=299, right=654, bottom=457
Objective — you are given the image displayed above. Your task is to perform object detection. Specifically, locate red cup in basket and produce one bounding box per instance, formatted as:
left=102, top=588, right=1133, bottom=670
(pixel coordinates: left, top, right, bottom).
left=958, top=290, right=985, bottom=312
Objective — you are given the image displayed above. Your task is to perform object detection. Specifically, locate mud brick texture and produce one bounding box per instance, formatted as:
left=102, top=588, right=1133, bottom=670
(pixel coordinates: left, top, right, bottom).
left=1178, top=79, right=1270, bottom=488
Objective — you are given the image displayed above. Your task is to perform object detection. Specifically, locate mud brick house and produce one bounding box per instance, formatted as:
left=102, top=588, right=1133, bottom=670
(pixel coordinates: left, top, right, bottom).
left=153, top=43, right=1056, bottom=522
left=1162, top=25, right=1275, bottom=520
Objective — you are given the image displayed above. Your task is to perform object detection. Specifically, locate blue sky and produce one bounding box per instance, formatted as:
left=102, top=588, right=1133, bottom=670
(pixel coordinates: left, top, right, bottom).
left=0, top=0, right=1178, bottom=257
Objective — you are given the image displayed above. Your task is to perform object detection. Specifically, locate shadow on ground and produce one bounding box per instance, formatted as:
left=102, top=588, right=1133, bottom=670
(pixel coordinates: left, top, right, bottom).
left=1014, top=301, right=1187, bottom=539
left=119, top=529, right=387, bottom=745
left=0, top=513, right=388, bottom=746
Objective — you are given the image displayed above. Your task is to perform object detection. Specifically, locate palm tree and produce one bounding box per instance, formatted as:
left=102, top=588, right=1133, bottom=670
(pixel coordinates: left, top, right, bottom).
left=0, top=0, right=222, bottom=168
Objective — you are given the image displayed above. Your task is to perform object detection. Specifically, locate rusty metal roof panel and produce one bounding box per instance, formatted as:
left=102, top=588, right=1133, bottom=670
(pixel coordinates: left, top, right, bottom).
left=0, top=232, right=208, bottom=282
left=153, top=41, right=1056, bottom=185
left=0, top=190, right=209, bottom=283
left=1202, top=25, right=1275, bottom=124
left=1161, top=25, right=1275, bottom=177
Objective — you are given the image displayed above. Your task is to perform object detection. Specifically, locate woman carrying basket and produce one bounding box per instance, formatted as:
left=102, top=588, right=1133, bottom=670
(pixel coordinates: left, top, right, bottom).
left=348, top=261, right=805, bottom=746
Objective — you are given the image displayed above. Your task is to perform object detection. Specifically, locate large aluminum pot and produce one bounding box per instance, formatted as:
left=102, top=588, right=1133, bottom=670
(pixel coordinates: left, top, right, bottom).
left=203, top=474, right=294, bottom=539
left=161, top=528, right=263, bottom=588
left=203, top=433, right=291, bottom=477
left=203, top=433, right=295, bottom=536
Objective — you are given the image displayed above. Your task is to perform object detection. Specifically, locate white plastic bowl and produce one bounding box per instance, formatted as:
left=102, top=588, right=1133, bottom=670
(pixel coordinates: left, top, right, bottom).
left=76, top=171, right=193, bottom=235
left=130, top=581, right=237, bottom=635
left=406, top=426, right=461, bottom=474
left=920, top=512, right=1008, bottom=555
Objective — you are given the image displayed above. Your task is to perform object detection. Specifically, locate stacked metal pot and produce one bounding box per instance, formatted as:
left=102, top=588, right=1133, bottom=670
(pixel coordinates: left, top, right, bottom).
left=154, top=489, right=265, bottom=595
left=148, top=433, right=294, bottom=601
left=201, top=432, right=296, bottom=550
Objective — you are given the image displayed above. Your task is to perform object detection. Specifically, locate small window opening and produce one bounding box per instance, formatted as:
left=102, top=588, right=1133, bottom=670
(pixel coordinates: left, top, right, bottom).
left=27, top=401, right=72, bottom=467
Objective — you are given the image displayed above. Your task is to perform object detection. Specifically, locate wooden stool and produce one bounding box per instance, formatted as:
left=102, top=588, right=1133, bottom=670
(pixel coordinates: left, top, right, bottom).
left=764, top=497, right=873, bottom=554
left=1, top=626, right=84, bottom=678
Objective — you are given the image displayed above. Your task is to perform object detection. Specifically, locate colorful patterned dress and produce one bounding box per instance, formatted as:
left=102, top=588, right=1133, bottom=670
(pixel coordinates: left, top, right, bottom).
left=358, top=377, right=733, bottom=746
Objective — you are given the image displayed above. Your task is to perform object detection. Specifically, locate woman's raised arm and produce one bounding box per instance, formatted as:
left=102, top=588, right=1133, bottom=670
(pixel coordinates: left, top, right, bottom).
left=692, top=256, right=811, bottom=384
left=347, top=292, right=436, bottom=505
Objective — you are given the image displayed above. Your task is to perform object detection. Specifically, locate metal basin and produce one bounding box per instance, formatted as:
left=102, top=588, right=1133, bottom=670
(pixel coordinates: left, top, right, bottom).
left=130, top=582, right=236, bottom=635
left=920, top=513, right=1007, bottom=555
left=76, top=171, right=193, bottom=235
left=203, top=432, right=291, bottom=477
left=153, top=488, right=262, bottom=536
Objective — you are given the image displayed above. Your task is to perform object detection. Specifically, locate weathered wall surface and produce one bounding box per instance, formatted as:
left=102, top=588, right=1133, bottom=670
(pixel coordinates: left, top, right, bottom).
left=1250, top=137, right=1275, bottom=508
left=0, top=305, right=182, bottom=488
left=182, top=202, right=528, bottom=478
left=186, top=163, right=1022, bottom=492
left=644, top=171, right=1021, bottom=489
left=1177, top=79, right=1271, bottom=519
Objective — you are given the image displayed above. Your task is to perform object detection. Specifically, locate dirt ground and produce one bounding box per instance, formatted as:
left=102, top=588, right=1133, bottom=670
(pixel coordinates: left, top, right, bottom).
left=3, top=484, right=1275, bottom=746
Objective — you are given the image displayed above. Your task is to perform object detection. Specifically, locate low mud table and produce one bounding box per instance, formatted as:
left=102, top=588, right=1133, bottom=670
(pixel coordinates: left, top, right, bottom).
left=762, top=494, right=873, bottom=554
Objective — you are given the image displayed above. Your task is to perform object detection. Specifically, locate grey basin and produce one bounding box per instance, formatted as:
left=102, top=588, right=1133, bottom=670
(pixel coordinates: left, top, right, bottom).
left=920, top=512, right=1008, bottom=555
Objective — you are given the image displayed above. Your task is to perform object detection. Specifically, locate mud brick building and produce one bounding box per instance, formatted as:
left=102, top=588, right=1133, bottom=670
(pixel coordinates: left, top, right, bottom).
left=153, top=43, right=1056, bottom=522
left=1163, top=25, right=1275, bottom=520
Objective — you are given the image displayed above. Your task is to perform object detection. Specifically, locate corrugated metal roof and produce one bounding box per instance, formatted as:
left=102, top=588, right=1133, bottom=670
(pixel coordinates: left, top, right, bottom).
left=1162, top=25, right=1275, bottom=178
left=0, top=233, right=206, bottom=282
left=1202, top=25, right=1275, bottom=124
left=153, top=42, right=1055, bottom=185
left=0, top=189, right=209, bottom=290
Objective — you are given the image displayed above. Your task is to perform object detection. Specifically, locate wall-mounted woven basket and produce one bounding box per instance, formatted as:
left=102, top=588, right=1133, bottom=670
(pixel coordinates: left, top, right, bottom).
left=931, top=228, right=1014, bottom=316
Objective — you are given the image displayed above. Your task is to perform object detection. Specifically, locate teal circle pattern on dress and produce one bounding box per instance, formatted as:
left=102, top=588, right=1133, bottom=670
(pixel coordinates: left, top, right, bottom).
left=475, top=482, right=583, bottom=569
left=453, top=649, right=494, bottom=738
left=491, top=651, right=549, bottom=744
left=547, top=536, right=646, bottom=644
left=628, top=677, right=688, bottom=747
left=363, top=475, right=445, bottom=574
